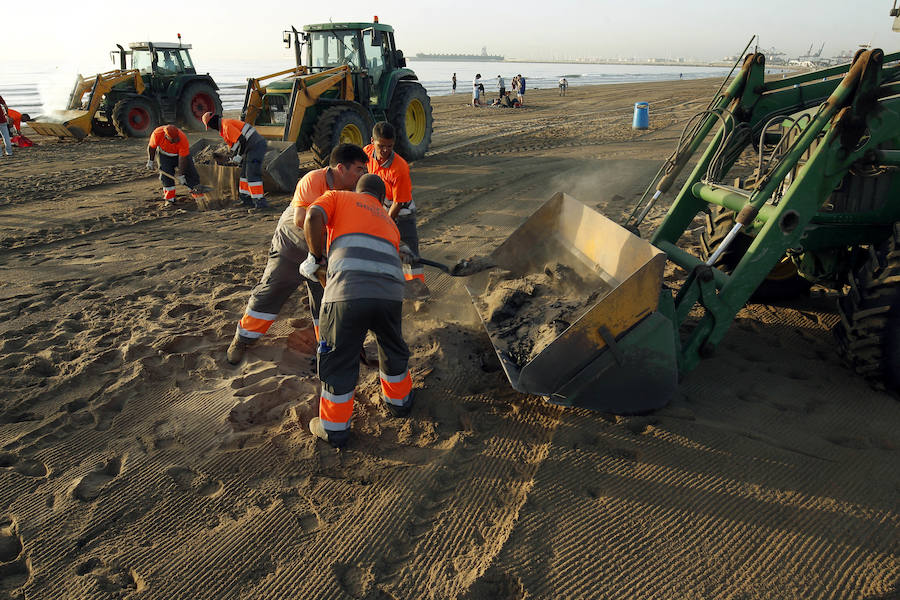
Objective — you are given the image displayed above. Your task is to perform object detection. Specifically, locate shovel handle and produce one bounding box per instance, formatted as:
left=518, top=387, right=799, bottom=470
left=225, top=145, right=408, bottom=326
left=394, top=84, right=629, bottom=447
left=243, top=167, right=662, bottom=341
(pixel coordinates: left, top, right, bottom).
left=416, top=257, right=451, bottom=274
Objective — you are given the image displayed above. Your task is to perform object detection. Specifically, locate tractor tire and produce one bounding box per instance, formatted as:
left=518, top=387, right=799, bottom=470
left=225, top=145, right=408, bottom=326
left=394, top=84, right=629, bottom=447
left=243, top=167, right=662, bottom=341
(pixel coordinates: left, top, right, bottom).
left=387, top=82, right=433, bottom=161
left=311, top=107, right=371, bottom=168
left=700, top=205, right=811, bottom=301
left=179, top=82, right=223, bottom=131
left=112, top=97, right=160, bottom=138
left=91, top=118, right=117, bottom=137
left=834, top=223, right=900, bottom=392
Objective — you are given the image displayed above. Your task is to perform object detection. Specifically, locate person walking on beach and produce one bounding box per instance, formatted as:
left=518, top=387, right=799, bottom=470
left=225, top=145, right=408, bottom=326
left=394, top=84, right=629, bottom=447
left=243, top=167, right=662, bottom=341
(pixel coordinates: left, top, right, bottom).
left=497, top=75, right=506, bottom=99
left=472, top=74, right=482, bottom=106
left=363, top=122, right=427, bottom=296
left=451, top=73, right=457, bottom=94
left=303, top=173, right=415, bottom=448
left=201, top=112, right=269, bottom=208
left=0, top=95, right=13, bottom=157
left=226, top=144, right=368, bottom=364
left=145, top=125, right=202, bottom=204
left=558, top=77, right=568, bottom=96
left=517, top=74, right=526, bottom=106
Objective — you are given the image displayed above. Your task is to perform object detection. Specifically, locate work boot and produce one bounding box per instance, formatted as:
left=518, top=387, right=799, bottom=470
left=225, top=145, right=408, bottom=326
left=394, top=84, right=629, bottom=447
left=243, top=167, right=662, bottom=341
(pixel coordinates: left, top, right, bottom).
left=384, top=389, right=415, bottom=418
left=309, top=417, right=349, bottom=448
left=226, top=333, right=252, bottom=365
left=237, top=195, right=254, bottom=207
left=253, top=197, right=269, bottom=209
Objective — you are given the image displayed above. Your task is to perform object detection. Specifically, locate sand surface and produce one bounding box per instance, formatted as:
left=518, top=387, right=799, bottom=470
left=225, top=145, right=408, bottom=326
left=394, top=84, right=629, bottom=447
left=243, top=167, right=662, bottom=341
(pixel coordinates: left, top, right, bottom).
left=1, top=79, right=898, bottom=599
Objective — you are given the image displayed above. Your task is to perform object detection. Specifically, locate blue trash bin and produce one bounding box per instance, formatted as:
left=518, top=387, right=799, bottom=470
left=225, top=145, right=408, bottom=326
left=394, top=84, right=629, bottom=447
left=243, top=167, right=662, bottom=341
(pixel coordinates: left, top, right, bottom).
left=633, top=101, right=649, bottom=130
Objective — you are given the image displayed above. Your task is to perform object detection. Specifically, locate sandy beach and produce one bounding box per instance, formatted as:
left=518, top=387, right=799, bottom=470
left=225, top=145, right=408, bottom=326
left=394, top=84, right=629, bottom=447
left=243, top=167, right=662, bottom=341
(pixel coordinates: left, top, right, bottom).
left=1, top=78, right=898, bottom=599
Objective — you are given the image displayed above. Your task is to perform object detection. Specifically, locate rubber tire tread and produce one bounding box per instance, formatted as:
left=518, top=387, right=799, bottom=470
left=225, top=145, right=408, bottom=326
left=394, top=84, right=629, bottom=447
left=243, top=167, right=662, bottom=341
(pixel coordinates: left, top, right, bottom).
left=834, top=222, right=900, bottom=392
left=387, top=82, right=433, bottom=162
left=700, top=205, right=811, bottom=301
left=178, top=82, right=223, bottom=132
left=112, top=97, right=160, bottom=138
left=310, top=107, right=371, bottom=168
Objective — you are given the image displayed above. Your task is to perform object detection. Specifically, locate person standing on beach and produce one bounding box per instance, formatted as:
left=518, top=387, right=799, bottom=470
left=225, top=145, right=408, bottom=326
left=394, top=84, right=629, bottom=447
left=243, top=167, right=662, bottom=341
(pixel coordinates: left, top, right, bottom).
left=201, top=112, right=269, bottom=208
left=473, top=74, right=482, bottom=106
left=302, top=174, right=415, bottom=448
left=558, top=77, right=568, bottom=96
left=226, top=144, right=368, bottom=364
left=452, top=73, right=457, bottom=94
left=0, top=95, right=12, bottom=157
left=146, top=125, right=201, bottom=204
left=364, top=122, right=428, bottom=296
left=497, top=75, right=506, bottom=99
left=517, top=74, right=526, bottom=106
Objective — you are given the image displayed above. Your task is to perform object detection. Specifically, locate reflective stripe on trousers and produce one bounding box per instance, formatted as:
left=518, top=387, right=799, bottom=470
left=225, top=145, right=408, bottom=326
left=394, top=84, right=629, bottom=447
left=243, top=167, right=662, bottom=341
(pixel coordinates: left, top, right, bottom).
left=163, top=186, right=176, bottom=201
left=248, top=182, right=264, bottom=199
left=236, top=308, right=278, bottom=339
left=380, top=369, right=412, bottom=406
left=319, top=388, right=354, bottom=431
left=239, top=178, right=250, bottom=198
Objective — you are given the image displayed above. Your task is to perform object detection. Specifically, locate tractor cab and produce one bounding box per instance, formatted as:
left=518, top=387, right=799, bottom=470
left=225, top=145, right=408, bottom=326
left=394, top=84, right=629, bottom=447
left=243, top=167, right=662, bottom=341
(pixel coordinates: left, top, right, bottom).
left=110, top=42, right=197, bottom=77
left=290, top=21, right=407, bottom=107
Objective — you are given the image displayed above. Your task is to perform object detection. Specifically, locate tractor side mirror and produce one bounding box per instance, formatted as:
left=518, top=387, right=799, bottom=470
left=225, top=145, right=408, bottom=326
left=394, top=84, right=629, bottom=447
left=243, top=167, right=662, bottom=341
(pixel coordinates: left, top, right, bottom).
left=894, top=15, right=900, bottom=32
left=283, top=31, right=292, bottom=48
left=395, top=50, right=406, bottom=68
left=363, top=27, right=384, bottom=47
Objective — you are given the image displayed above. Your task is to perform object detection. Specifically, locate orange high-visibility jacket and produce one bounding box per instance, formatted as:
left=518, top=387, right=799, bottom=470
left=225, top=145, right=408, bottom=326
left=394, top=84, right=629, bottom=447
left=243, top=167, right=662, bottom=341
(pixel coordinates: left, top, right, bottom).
left=148, top=126, right=190, bottom=157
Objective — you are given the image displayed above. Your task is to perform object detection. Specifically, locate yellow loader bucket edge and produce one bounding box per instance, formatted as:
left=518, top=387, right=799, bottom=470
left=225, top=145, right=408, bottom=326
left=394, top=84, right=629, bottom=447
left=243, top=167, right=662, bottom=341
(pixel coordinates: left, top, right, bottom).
left=28, top=110, right=93, bottom=139
left=465, top=192, right=678, bottom=414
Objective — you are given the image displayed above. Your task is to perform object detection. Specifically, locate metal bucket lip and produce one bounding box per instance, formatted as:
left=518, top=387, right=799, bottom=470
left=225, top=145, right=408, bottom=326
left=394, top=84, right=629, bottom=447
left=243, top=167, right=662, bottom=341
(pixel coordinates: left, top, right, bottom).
left=465, top=192, right=667, bottom=398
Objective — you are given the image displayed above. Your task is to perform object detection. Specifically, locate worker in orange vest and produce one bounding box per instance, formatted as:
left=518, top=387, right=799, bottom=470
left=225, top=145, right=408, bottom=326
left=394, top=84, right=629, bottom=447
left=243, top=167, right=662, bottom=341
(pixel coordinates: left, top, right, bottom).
left=363, top=121, right=428, bottom=299
left=226, top=144, right=368, bottom=364
left=201, top=112, right=269, bottom=208
left=145, top=124, right=201, bottom=204
left=302, top=174, right=416, bottom=447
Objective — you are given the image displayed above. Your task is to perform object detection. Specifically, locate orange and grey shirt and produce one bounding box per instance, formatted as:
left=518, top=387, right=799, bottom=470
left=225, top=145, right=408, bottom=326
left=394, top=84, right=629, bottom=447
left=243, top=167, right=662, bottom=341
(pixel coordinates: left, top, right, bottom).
left=148, top=126, right=189, bottom=157
left=310, top=190, right=404, bottom=303
left=363, top=144, right=416, bottom=217
left=219, top=118, right=262, bottom=154
left=273, top=168, right=335, bottom=260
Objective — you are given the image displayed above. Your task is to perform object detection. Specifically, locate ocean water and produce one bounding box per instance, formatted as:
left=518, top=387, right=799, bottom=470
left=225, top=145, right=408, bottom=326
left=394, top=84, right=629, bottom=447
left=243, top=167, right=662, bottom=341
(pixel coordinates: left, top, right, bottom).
left=2, top=59, right=737, bottom=117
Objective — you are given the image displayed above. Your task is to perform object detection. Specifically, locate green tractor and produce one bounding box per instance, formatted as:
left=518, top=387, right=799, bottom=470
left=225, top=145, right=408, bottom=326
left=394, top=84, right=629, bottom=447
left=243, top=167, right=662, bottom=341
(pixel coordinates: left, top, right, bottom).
left=29, top=39, right=222, bottom=139
left=242, top=19, right=433, bottom=165
left=105, top=41, right=223, bottom=136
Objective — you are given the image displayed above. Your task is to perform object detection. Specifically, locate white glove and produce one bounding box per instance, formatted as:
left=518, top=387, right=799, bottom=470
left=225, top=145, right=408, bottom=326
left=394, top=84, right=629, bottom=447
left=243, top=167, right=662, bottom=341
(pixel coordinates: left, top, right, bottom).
left=399, top=244, right=416, bottom=265
left=177, top=175, right=187, bottom=185
left=299, top=253, right=324, bottom=281
left=231, top=154, right=243, bottom=165
left=145, top=159, right=155, bottom=170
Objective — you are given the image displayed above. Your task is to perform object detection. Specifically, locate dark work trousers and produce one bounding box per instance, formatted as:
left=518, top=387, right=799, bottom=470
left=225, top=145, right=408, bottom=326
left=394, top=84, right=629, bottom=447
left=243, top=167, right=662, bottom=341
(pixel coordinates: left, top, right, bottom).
left=318, top=299, right=410, bottom=397
left=159, top=154, right=200, bottom=190
left=235, top=244, right=325, bottom=343
left=395, top=213, right=423, bottom=282
left=239, top=139, right=268, bottom=204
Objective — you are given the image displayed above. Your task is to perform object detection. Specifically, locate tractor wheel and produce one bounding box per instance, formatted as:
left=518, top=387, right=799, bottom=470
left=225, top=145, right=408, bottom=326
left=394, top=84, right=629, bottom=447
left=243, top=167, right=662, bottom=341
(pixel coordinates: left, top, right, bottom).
left=700, top=205, right=811, bottom=301
left=91, top=118, right=117, bottom=137
left=387, top=82, right=433, bottom=161
left=834, top=223, right=900, bottom=392
left=179, top=82, right=223, bottom=131
left=112, top=97, right=160, bottom=138
left=311, top=107, right=371, bottom=168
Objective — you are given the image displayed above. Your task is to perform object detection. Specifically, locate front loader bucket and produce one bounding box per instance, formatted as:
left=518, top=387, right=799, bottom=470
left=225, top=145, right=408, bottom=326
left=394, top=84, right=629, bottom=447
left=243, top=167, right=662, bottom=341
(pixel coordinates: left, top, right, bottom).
left=28, top=110, right=93, bottom=140
left=466, top=192, right=678, bottom=414
left=262, top=141, right=300, bottom=193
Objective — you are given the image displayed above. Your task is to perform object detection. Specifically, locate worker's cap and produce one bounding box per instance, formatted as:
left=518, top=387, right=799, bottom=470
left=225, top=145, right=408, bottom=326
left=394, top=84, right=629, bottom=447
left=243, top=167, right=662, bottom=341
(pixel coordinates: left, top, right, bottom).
left=201, top=112, right=215, bottom=129
left=164, top=125, right=180, bottom=142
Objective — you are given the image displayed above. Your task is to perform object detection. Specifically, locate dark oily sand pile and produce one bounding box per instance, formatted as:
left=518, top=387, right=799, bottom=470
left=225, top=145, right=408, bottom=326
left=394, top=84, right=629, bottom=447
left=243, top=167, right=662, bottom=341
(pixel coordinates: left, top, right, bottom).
left=193, top=142, right=231, bottom=165
left=476, top=262, right=609, bottom=366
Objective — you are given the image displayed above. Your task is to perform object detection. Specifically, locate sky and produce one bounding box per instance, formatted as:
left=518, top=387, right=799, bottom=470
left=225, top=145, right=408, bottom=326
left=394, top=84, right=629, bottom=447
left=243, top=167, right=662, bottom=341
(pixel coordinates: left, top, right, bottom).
left=1, top=0, right=896, bottom=68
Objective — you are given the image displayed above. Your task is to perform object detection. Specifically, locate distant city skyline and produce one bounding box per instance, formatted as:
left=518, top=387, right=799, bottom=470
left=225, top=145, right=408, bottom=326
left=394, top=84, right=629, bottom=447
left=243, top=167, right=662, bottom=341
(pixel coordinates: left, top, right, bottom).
left=2, top=0, right=894, bottom=70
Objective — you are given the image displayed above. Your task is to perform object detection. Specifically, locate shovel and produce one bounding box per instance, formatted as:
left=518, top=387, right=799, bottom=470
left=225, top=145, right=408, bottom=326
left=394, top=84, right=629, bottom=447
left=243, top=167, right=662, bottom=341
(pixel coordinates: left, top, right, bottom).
left=157, top=168, right=219, bottom=210
left=414, top=256, right=496, bottom=277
